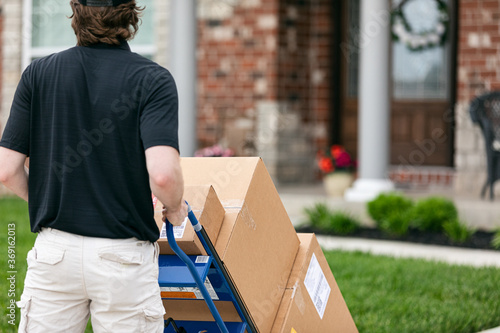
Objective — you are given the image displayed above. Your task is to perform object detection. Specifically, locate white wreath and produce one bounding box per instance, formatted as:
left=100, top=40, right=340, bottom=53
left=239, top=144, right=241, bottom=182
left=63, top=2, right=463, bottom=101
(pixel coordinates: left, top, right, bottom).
left=391, top=0, right=449, bottom=51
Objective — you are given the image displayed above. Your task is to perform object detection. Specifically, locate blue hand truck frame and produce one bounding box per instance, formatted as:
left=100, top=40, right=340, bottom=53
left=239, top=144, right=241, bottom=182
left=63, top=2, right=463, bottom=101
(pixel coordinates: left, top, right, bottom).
left=160, top=202, right=258, bottom=333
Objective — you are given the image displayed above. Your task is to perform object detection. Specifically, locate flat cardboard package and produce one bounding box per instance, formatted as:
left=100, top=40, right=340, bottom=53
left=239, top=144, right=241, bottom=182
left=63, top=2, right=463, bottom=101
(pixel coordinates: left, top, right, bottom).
left=181, top=157, right=300, bottom=333
left=154, top=185, right=225, bottom=255
left=162, top=299, right=242, bottom=322
left=271, top=233, right=358, bottom=333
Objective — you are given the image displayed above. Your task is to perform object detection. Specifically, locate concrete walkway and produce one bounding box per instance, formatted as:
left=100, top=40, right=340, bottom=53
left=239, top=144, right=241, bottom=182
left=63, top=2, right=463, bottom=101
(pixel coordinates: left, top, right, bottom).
left=316, top=235, right=500, bottom=268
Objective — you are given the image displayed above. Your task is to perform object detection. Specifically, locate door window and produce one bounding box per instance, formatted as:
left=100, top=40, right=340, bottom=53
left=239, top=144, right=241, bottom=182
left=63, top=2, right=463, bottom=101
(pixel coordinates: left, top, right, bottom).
left=391, top=0, right=450, bottom=100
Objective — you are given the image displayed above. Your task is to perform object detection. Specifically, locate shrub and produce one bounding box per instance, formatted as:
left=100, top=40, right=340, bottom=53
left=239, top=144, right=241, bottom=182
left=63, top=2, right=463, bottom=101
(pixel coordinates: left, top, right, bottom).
left=303, top=204, right=360, bottom=235
left=443, top=219, right=475, bottom=244
left=380, top=210, right=412, bottom=236
left=492, top=230, right=500, bottom=250
left=411, top=197, right=458, bottom=232
left=367, top=192, right=414, bottom=229
left=304, top=203, right=331, bottom=230
left=326, top=211, right=361, bottom=235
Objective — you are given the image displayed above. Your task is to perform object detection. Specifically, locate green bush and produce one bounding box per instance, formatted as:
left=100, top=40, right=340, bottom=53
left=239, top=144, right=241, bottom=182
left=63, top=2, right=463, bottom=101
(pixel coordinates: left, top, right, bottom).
left=367, top=192, right=414, bottom=233
left=304, top=203, right=331, bottom=230
left=303, top=203, right=360, bottom=235
left=380, top=210, right=412, bottom=236
left=443, top=219, right=475, bottom=244
left=492, top=230, right=500, bottom=250
left=411, top=197, right=458, bottom=232
left=326, top=211, right=360, bottom=235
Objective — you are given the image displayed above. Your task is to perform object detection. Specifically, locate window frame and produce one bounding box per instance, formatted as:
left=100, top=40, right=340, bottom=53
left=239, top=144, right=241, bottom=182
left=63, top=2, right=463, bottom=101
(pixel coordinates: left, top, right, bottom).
left=22, top=0, right=157, bottom=70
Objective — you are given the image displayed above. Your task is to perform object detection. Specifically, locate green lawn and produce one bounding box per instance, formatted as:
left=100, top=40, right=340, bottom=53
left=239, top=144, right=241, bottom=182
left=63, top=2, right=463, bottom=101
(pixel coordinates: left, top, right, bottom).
left=1, top=197, right=500, bottom=333
left=326, top=250, right=500, bottom=333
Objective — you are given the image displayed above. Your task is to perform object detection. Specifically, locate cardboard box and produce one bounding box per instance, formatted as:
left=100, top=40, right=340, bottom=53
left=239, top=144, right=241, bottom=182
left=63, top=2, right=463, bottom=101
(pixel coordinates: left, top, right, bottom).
left=181, top=157, right=300, bottom=333
left=155, top=185, right=225, bottom=255
left=271, top=233, right=358, bottom=333
left=162, top=299, right=242, bottom=322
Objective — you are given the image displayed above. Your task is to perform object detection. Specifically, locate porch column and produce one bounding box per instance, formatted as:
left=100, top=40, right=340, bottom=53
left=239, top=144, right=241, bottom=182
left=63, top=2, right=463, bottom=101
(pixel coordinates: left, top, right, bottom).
left=344, top=0, right=394, bottom=202
left=170, top=0, right=197, bottom=157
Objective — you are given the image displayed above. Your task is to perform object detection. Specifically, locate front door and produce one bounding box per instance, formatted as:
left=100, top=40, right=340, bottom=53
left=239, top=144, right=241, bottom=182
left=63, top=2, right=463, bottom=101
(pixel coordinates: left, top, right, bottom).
left=390, top=0, right=455, bottom=166
left=338, top=0, right=456, bottom=167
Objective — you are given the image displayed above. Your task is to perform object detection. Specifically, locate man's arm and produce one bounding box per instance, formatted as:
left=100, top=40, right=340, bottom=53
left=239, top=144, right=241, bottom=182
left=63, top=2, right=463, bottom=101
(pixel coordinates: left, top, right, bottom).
left=145, top=145, right=187, bottom=226
left=0, top=147, right=29, bottom=201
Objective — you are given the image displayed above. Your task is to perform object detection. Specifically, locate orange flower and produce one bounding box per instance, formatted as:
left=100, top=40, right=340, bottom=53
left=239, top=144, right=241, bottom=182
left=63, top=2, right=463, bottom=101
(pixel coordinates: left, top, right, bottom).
left=318, top=157, right=335, bottom=173
left=330, top=145, right=344, bottom=159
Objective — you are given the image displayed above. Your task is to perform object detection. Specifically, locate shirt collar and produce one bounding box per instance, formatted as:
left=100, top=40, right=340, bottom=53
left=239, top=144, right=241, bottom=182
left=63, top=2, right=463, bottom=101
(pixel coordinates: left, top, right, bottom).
left=83, top=40, right=131, bottom=51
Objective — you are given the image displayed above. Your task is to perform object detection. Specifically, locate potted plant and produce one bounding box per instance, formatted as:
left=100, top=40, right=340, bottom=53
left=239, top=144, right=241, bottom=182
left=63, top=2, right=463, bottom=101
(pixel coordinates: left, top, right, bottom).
left=317, top=145, right=356, bottom=197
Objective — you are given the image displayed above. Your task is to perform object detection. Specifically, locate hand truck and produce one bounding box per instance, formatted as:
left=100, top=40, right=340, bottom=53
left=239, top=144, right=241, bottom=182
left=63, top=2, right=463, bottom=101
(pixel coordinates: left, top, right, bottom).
left=159, top=203, right=258, bottom=333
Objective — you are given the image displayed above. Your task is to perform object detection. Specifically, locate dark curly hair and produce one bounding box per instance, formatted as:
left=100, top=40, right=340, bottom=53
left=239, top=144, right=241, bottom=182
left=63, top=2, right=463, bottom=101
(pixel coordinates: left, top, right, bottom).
left=69, top=0, right=144, bottom=46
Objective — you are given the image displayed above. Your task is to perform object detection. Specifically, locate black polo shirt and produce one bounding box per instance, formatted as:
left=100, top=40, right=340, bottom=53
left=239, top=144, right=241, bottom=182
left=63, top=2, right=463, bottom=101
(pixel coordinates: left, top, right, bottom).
left=0, top=41, right=179, bottom=242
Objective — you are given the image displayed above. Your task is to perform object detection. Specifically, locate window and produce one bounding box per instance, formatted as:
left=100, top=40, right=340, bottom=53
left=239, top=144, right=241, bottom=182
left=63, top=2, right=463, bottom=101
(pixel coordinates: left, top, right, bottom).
left=391, top=0, right=451, bottom=100
left=345, top=0, right=360, bottom=98
left=23, top=0, right=155, bottom=69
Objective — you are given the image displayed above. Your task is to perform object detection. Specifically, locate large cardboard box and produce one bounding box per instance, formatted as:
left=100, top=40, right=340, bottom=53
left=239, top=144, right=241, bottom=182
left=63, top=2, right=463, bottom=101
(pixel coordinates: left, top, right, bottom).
left=181, top=157, right=300, bottom=333
left=271, top=233, right=358, bottom=333
left=154, top=185, right=225, bottom=255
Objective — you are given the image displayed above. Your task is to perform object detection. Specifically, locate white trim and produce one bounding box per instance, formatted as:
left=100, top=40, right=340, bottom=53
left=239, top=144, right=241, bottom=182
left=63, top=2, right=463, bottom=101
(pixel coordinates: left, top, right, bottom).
left=22, top=0, right=33, bottom=70
left=344, top=178, right=395, bottom=202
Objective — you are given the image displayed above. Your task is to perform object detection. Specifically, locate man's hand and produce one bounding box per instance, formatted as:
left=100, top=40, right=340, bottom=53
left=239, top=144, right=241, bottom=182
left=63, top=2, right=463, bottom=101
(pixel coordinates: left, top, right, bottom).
left=145, top=145, right=186, bottom=226
left=162, top=201, right=188, bottom=226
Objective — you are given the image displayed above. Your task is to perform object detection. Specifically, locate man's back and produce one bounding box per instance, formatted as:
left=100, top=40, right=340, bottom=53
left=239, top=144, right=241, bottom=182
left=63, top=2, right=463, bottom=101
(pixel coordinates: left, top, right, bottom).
left=0, top=2, right=187, bottom=331
left=4, top=42, right=179, bottom=242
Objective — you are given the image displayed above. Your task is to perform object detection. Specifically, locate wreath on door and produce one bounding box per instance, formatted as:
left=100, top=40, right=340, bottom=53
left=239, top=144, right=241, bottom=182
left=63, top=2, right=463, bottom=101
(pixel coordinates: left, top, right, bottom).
left=391, top=0, right=449, bottom=52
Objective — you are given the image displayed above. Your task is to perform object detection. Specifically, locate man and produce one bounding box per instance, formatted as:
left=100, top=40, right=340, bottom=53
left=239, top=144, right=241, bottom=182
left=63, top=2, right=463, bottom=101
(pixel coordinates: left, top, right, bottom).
left=0, top=0, right=187, bottom=331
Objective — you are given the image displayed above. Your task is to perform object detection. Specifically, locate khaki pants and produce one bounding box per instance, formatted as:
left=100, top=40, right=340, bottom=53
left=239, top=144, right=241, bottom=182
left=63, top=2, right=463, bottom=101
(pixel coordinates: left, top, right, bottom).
left=17, top=228, right=165, bottom=332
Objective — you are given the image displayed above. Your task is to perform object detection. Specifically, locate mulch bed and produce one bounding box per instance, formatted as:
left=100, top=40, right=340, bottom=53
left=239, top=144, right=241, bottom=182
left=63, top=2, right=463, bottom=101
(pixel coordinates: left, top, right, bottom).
left=295, top=226, right=499, bottom=251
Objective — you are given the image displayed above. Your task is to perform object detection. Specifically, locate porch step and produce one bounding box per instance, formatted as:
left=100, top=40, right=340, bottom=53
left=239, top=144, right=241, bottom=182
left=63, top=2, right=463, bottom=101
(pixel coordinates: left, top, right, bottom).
left=388, top=166, right=455, bottom=190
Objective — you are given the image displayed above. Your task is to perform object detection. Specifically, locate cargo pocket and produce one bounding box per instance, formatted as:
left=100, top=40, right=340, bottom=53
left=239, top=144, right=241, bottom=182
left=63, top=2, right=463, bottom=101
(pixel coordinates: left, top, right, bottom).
left=142, top=298, right=166, bottom=333
left=35, top=246, right=65, bottom=265
left=16, top=295, right=32, bottom=333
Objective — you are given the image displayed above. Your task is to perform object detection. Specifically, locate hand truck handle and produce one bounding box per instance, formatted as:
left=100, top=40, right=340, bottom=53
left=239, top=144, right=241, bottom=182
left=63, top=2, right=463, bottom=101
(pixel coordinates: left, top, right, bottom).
left=165, top=201, right=230, bottom=333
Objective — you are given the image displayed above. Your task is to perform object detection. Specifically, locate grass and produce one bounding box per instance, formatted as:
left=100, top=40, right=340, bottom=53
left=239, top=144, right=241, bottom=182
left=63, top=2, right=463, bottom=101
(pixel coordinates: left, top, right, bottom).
left=325, top=250, right=500, bottom=333
left=1, top=197, right=499, bottom=332
left=0, top=197, right=34, bottom=333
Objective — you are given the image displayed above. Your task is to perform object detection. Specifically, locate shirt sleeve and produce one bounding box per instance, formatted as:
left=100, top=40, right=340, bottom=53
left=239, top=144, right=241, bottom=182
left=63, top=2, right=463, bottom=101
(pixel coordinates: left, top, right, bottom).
left=139, top=68, right=180, bottom=153
left=0, top=65, right=33, bottom=156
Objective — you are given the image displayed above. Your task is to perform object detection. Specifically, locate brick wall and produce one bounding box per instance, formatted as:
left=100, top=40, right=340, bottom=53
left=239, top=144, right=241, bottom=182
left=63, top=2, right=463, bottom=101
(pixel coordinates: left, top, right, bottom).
left=455, top=0, right=500, bottom=195
left=196, top=0, right=333, bottom=182
left=197, top=0, right=279, bottom=154
left=0, top=5, right=3, bottom=127
left=277, top=0, right=332, bottom=147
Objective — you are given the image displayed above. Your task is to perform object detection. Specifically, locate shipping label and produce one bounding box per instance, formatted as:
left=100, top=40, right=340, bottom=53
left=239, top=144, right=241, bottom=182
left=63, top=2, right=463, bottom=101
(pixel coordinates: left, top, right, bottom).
left=160, top=217, right=188, bottom=239
left=304, top=253, right=331, bottom=319
left=160, top=277, right=219, bottom=300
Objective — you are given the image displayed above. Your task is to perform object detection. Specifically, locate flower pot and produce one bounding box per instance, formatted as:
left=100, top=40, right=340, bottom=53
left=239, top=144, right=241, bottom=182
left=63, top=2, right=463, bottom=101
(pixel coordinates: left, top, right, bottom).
left=323, top=172, right=355, bottom=197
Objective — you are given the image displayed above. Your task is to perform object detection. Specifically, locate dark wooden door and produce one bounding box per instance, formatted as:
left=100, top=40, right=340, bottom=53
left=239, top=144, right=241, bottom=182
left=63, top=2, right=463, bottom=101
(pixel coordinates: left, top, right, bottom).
left=338, top=0, right=455, bottom=167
